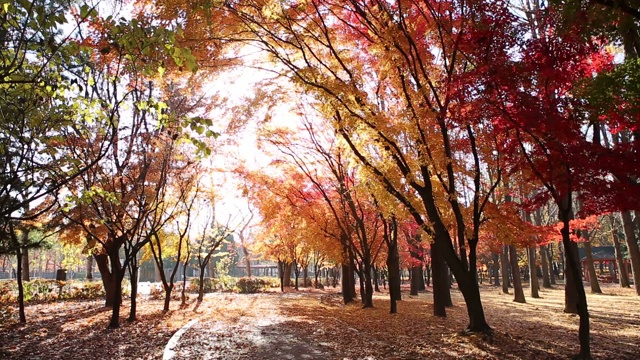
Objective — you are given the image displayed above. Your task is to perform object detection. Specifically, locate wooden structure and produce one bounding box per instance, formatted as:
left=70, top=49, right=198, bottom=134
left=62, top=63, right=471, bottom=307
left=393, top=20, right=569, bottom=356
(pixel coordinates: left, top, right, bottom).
left=579, top=246, right=631, bottom=283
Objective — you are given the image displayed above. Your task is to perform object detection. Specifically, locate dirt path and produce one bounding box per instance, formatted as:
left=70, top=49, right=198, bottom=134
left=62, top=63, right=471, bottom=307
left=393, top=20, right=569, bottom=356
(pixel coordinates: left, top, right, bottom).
left=170, top=293, right=336, bottom=360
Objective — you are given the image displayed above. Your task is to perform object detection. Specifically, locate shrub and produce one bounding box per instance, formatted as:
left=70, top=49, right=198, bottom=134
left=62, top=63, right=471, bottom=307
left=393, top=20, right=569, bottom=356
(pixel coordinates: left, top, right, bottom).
left=236, top=277, right=269, bottom=294
left=188, top=277, right=215, bottom=293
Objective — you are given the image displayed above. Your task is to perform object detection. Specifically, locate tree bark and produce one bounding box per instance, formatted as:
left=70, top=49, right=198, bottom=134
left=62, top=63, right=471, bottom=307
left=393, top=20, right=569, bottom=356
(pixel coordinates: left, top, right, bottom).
left=621, top=211, right=640, bottom=295
left=540, top=245, right=551, bottom=288
left=21, top=248, right=29, bottom=281
left=410, top=265, right=421, bottom=296
left=128, top=262, right=139, bottom=322
left=387, top=239, right=401, bottom=314
left=340, top=263, right=354, bottom=304
left=509, top=245, right=525, bottom=303
left=564, top=246, right=579, bottom=314
left=582, top=241, right=602, bottom=294
left=86, top=255, right=93, bottom=280
left=492, top=252, right=500, bottom=287
left=107, top=248, right=123, bottom=329
left=546, top=245, right=557, bottom=285
left=500, top=246, right=510, bottom=294
left=94, top=253, right=116, bottom=307
left=16, top=249, right=26, bottom=323
left=527, top=247, right=540, bottom=298
left=609, top=215, right=630, bottom=287
left=431, top=242, right=449, bottom=317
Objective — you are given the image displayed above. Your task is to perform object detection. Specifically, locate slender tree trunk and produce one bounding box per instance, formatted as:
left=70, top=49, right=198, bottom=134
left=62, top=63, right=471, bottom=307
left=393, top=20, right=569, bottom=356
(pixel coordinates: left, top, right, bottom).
left=242, top=245, right=251, bottom=277
left=197, top=266, right=206, bottom=302
left=373, top=267, right=380, bottom=292
left=610, top=216, right=630, bottom=287
left=509, top=245, right=525, bottom=303
left=527, top=247, right=539, bottom=298
left=500, top=246, right=510, bottom=294
left=278, top=261, right=284, bottom=292
left=163, top=284, right=173, bottom=312
left=546, top=245, right=557, bottom=285
left=621, top=211, right=640, bottom=295
left=582, top=241, right=602, bottom=294
left=128, top=263, right=139, bottom=322
left=492, top=252, right=500, bottom=287
left=540, top=245, right=551, bottom=288
left=21, top=248, right=29, bottom=281
left=303, top=266, right=308, bottom=288
left=16, top=249, right=26, bottom=323
left=181, top=258, right=188, bottom=306
left=559, top=203, right=590, bottom=359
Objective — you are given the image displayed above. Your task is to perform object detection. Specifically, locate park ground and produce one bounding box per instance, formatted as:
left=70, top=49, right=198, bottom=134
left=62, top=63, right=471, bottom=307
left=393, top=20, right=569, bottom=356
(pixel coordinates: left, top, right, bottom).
left=1, top=284, right=639, bottom=359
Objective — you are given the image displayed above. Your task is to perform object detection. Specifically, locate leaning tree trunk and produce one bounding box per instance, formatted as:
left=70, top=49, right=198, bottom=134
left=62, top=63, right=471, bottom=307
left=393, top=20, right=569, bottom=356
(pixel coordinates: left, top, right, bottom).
left=621, top=211, right=640, bottom=295
left=500, top=246, right=510, bottom=294
left=509, top=245, right=525, bottom=303
left=582, top=241, right=602, bottom=294
left=197, top=265, right=206, bottom=302
left=527, top=247, right=540, bottom=298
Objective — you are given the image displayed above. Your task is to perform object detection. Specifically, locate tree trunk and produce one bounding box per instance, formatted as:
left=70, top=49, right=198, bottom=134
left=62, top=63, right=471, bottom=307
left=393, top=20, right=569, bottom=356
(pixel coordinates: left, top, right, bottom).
left=527, top=247, right=540, bottom=298
left=242, top=245, right=251, bottom=277
left=431, top=242, right=448, bottom=317
left=492, top=252, right=500, bottom=287
left=564, top=246, right=579, bottom=314
left=500, top=246, right=510, bottom=294
left=16, top=250, right=26, bottom=323
left=283, top=262, right=292, bottom=287
left=278, top=261, right=285, bottom=292
left=362, top=261, right=374, bottom=308
left=21, top=248, right=29, bottom=281
left=128, top=263, right=139, bottom=322
left=94, top=253, right=116, bottom=307
left=621, top=211, right=640, bottom=295
left=197, top=266, right=206, bottom=302
left=546, top=245, right=557, bottom=285
left=560, top=206, right=590, bottom=359
left=373, top=267, right=380, bottom=292
left=387, top=239, right=401, bottom=313
left=610, top=215, right=630, bottom=288
left=107, top=249, right=123, bottom=329
left=582, top=241, right=602, bottom=294
left=154, top=261, right=162, bottom=282
left=509, top=245, right=525, bottom=303
left=303, top=266, right=308, bottom=288
left=163, top=284, right=173, bottom=313
left=86, top=256, right=93, bottom=280
left=340, top=263, right=354, bottom=304
left=410, top=265, right=421, bottom=296
left=540, top=245, right=551, bottom=288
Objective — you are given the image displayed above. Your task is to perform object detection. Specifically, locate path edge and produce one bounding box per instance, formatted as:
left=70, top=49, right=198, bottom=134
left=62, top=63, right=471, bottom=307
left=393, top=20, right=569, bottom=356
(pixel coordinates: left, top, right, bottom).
left=162, top=318, right=199, bottom=360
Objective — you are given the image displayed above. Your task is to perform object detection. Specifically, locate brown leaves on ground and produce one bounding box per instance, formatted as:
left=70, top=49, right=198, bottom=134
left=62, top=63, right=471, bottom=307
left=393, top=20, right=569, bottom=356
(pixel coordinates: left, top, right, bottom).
left=1, top=284, right=639, bottom=359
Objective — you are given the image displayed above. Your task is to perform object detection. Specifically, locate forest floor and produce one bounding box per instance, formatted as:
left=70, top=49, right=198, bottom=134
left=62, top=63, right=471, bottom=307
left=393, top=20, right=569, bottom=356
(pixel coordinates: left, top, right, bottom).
left=0, top=283, right=639, bottom=359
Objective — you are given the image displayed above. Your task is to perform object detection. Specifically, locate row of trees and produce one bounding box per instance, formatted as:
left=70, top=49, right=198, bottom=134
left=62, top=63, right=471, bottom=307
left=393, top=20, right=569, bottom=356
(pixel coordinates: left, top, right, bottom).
left=142, top=1, right=638, bottom=359
left=2, top=1, right=639, bottom=359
